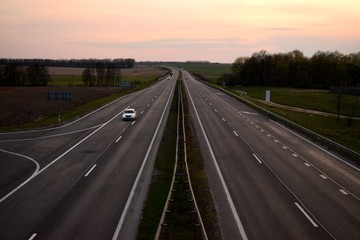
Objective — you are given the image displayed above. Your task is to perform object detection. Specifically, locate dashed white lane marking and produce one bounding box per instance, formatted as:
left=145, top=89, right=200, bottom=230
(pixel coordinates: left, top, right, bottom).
left=252, top=154, right=262, bottom=164
left=295, top=202, right=318, bottom=227
left=29, top=233, right=37, bottom=240
left=116, top=136, right=122, bottom=143
left=233, top=131, right=239, bottom=137
left=131, top=121, right=136, bottom=125
left=222, top=117, right=226, bottom=121
left=292, top=153, right=298, bottom=157
left=304, top=162, right=311, bottom=167
left=320, top=174, right=328, bottom=179
left=339, top=189, right=349, bottom=195
left=241, top=111, right=258, bottom=115
left=85, top=164, right=97, bottom=177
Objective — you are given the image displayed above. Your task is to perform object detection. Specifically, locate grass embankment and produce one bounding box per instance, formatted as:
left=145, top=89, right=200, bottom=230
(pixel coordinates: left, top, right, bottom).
left=14, top=91, right=129, bottom=130
left=241, top=87, right=360, bottom=117
left=137, top=80, right=219, bottom=239
left=227, top=86, right=360, bottom=154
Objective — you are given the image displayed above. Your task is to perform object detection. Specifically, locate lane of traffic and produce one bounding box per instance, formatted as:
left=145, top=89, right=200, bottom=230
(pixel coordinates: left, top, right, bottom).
left=183, top=72, right=331, bottom=239
left=185, top=73, right=360, bottom=239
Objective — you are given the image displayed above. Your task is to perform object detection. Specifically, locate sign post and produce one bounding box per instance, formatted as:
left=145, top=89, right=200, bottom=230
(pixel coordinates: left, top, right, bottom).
left=265, top=90, right=271, bottom=103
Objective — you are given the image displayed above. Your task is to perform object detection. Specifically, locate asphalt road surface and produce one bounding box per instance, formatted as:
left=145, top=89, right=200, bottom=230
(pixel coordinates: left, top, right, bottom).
left=0, top=71, right=177, bottom=240
left=182, top=70, right=360, bottom=240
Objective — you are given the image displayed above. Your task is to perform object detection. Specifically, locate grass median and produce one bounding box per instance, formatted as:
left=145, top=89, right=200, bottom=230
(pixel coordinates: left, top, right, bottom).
left=136, top=80, right=220, bottom=239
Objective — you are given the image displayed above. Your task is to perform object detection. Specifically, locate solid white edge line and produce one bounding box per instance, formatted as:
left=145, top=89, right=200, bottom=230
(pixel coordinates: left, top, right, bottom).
left=0, top=125, right=102, bottom=143
left=112, top=80, right=175, bottom=240
left=295, top=202, right=318, bottom=227
left=85, top=164, right=97, bottom=177
left=0, top=149, right=40, bottom=203
left=252, top=154, right=262, bottom=164
left=183, top=73, right=248, bottom=240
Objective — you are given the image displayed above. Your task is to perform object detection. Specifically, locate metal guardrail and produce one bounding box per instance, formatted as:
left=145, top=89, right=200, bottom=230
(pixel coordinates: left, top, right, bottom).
left=155, top=81, right=208, bottom=240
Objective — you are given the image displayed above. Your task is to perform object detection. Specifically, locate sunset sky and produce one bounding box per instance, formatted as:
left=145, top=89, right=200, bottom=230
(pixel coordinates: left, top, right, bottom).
left=1, top=0, right=359, bottom=63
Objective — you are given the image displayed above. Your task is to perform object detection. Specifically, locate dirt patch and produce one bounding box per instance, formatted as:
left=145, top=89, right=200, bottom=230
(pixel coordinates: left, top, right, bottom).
left=48, top=65, right=166, bottom=76
left=0, top=86, right=121, bottom=127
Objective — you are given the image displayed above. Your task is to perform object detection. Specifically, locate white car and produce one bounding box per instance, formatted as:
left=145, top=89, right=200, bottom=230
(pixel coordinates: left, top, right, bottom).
left=122, top=108, right=137, bottom=121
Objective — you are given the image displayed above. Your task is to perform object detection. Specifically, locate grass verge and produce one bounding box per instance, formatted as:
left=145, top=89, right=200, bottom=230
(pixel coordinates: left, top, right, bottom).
left=252, top=98, right=360, bottom=154
left=237, top=86, right=360, bottom=118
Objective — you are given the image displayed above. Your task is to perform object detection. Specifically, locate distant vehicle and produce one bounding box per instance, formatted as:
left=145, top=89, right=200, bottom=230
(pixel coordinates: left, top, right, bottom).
left=122, top=108, right=137, bottom=121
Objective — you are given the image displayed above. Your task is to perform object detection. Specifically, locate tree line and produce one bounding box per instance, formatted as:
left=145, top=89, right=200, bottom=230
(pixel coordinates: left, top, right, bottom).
left=0, top=65, right=51, bottom=86
left=81, top=63, right=122, bottom=87
left=0, top=58, right=135, bottom=68
left=0, top=58, right=135, bottom=86
left=218, top=50, right=360, bottom=89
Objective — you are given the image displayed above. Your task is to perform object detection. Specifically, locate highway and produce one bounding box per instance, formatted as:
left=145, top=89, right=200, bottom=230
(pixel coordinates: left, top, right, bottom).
left=0, top=67, right=359, bottom=240
left=0, top=71, right=177, bottom=240
left=182, top=70, right=360, bottom=239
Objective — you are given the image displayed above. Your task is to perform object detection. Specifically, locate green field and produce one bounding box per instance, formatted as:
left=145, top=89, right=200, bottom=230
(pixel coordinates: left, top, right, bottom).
left=160, top=62, right=231, bottom=81
left=237, top=87, right=360, bottom=118
left=224, top=86, right=360, bottom=154
left=48, top=65, right=169, bottom=86
left=50, top=75, right=83, bottom=86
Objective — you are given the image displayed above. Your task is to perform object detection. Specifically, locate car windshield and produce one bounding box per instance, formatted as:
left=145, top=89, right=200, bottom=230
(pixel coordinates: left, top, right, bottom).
left=125, top=109, right=134, bottom=113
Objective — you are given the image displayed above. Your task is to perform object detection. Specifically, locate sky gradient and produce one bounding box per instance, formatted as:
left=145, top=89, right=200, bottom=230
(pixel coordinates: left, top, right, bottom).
left=1, top=0, right=359, bottom=63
